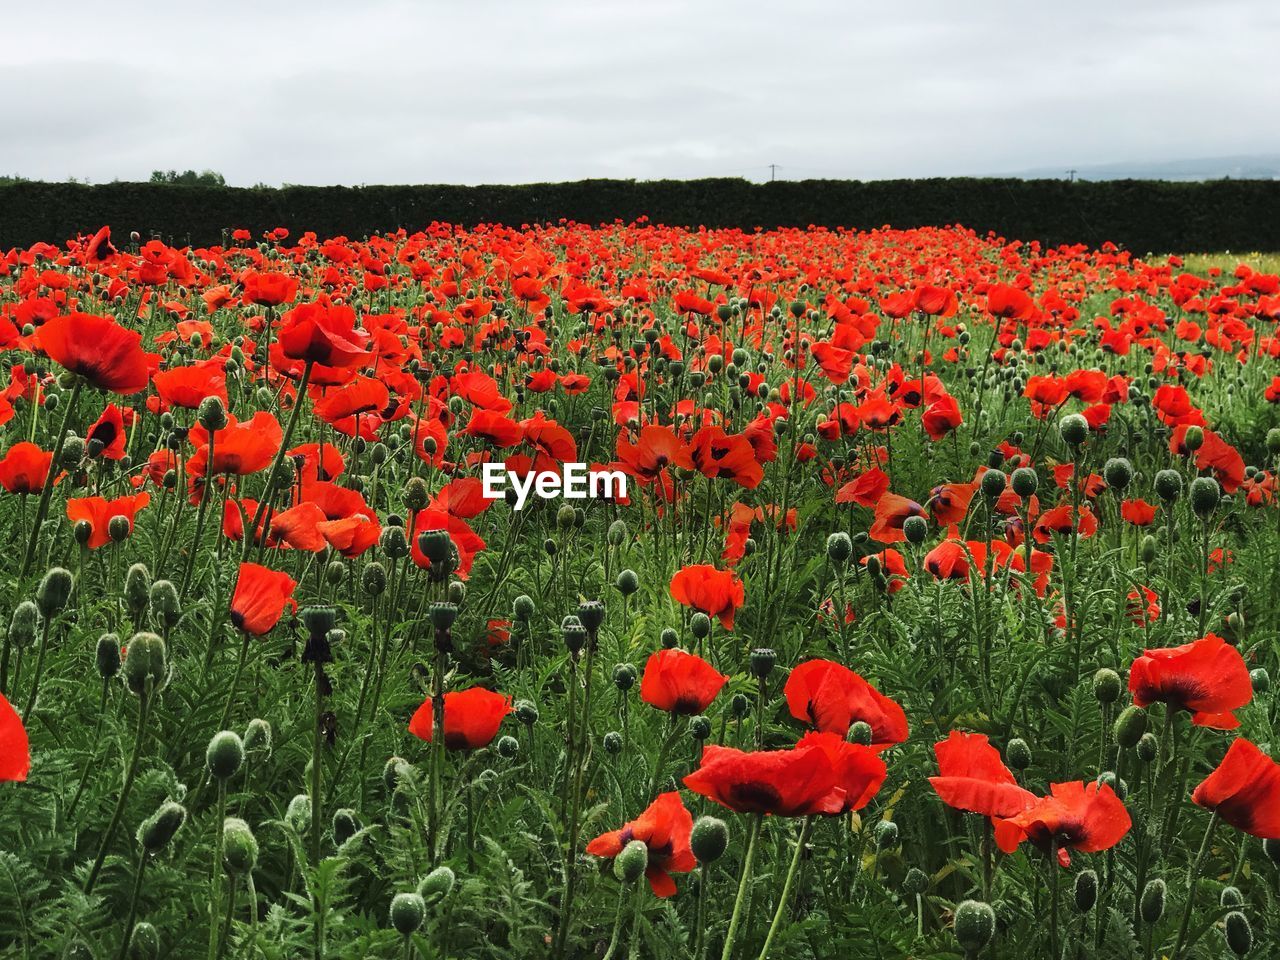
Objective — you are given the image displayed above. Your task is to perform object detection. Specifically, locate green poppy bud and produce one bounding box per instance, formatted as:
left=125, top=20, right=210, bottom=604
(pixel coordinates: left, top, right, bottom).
left=94, top=633, right=121, bottom=679
left=614, top=839, right=649, bottom=883
left=1250, top=668, right=1269, bottom=693
left=197, top=396, right=228, bottom=431
left=8, top=601, right=38, bottom=649
left=1155, top=469, right=1183, bottom=502
left=980, top=469, right=1007, bottom=499
left=1011, top=467, right=1038, bottom=498
left=874, top=820, right=898, bottom=849
left=689, top=716, right=712, bottom=741
left=1103, top=457, right=1133, bottom=491
left=128, top=921, right=160, bottom=960
left=1189, top=476, right=1220, bottom=518
left=149, top=580, right=181, bottom=628
left=206, top=730, right=245, bottom=781
left=513, top=594, right=535, bottom=621
left=848, top=721, right=873, bottom=746
left=123, top=632, right=168, bottom=696
left=1073, top=869, right=1097, bottom=912
left=730, top=693, right=750, bottom=719
left=138, top=801, right=186, bottom=854
left=1220, top=886, right=1244, bottom=907
left=690, top=613, right=711, bottom=639
left=362, top=562, right=387, bottom=596
left=826, top=532, right=853, bottom=564
left=615, top=569, right=639, bottom=595
left=403, top=477, right=429, bottom=512
left=1136, top=732, right=1159, bottom=763
left=1140, top=534, right=1158, bottom=563
left=613, top=663, right=637, bottom=691
left=108, top=515, right=132, bottom=543
left=1114, top=705, right=1147, bottom=749
left=383, top=757, right=411, bottom=795
left=332, top=809, right=361, bottom=846
left=1093, top=668, right=1122, bottom=704
left=418, top=864, right=456, bottom=903
left=562, top=616, right=587, bottom=656
left=660, top=628, right=679, bottom=648
left=1182, top=425, right=1204, bottom=452
left=222, top=817, right=259, bottom=874
left=902, top=867, right=929, bottom=895
left=380, top=525, right=409, bottom=560
left=1006, top=738, right=1032, bottom=771
left=903, top=515, right=928, bottom=545
left=1059, top=413, right=1089, bottom=447
left=603, top=731, right=623, bottom=755
left=244, top=718, right=272, bottom=755
left=124, top=564, right=152, bottom=617
left=36, top=567, right=74, bottom=618
left=690, top=816, right=729, bottom=864
left=514, top=701, right=538, bottom=726
left=1140, top=878, right=1165, bottom=923
left=497, top=735, right=519, bottom=759
left=954, top=900, right=996, bottom=952
left=285, top=794, right=312, bottom=834
left=607, top=519, right=628, bottom=546
left=389, top=892, right=426, bottom=937
left=1225, top=910, right=1252, bottom=956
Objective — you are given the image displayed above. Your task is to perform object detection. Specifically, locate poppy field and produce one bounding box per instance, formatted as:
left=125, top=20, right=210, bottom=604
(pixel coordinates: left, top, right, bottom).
left=2, top=222, right=1280, bottom=960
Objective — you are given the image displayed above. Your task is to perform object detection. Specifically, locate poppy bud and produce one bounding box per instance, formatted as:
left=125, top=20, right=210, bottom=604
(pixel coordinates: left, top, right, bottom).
left=874, top=820, right=898, bottom=849
left=603, top=731, right=623, bottom=755
left=980, top=469, right=1007, bottom=499
left=1268, top=428, right=1280, bottom=455
left=419, top=864, right=456, bottom=902
left=750, top=648, right=776, bottom=678
left=244, top=718, right=273, bottom=755
left=1182, top=425, right=1204, bottom=452
left=123, top=632, right=168, bottom=696
left=902, top=868, right=929, bottom=895
left=1136, top=732, right=1158, bottom=763
left=826, top=532, right=853, bottom=564
left=389, top=892, right=426, bottom=937
left=125, top=564, right=151, bottom=617
left=1189, top=476, right=1220, bottom=518
left=9, top=601, right=38, bottom=649
left=848, top=721, right=874, bottom=746
left=128, top=922, right=160, bottom=960
left=1093, top=668, right=1122, bottom=704
left=108, top=515, right=132, bottom=543
left=1155, top=469, right=1183, bottom=503
left=690, top=613, right=711, bottom=639
left=331, top=808, right=361, bottom=846
left=1059, top=414, right=1089, bottom=447
left=403, top=477, right=429, bottom=511
left=380, top=526, right=409, bottom=560
left=1140, top=878, right=1165, bottom=923
left=864, top=554, right=881, bottom=578
left=428, top=602, right=458, bottom=631
left=578, top=599, right=605, bottom=633
left=1250, top=668, right=1269, bottom=693
left=138, top=801, right=186, bottom=854
left=514, top=700, right=538, bottom=726
left=1103, top=457, right=1133, bottom=491
left=562, top=616, right=587, bottom=655
left=614, top=839, right=649, bottom=883
left=36, top=567, right=74, bottom=618
left=149, top=580, right=181, bottom=629
left=95, top=633, right=121, bottom=679
left=62, top=436, right=85, bottom=466
left=1224, top=910, right=1252, bottom=955
left=613, top=567, right=641, bottom=596
left=206, top=730, right=245, bottom=781
left=383, top=757, right=411, bottom=795
left=903, top=515, right=928, bottom=545
left=953, top=900, right=995, bottom=952
left=197, top=396, right=228, bottom=431
left=510, top=595, right=535, bottom=624
left=659, top=628, right=678, bottom=648
left=1220, top=886, right=1243, bottom=907
left=222, top=817, right=259, bottom=874
left=1005, top=738, right=1032, bottom=771
left=497, top=735, right=519, bottom=759
left=1114, top=705, right=1147, bottom=749
left=1073, top=869, right=1097, bottom=912
left=613, top=663, right=637, bottom=691
left=286, top=794, right=312, bottom=833
left=362, top=562, right=387, bottom=596
left=690, top=715, right=712, bottom=741
left=324, top=560, right=346, bottom=586
left=73, top=520, right=93, bottom=546
left=607, top=519, right=628, bottom=546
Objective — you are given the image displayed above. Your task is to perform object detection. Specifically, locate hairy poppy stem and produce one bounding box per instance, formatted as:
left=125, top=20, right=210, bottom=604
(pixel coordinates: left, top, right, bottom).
left=1172, top=812, right=1218, bottom=960
left=86, top=683, right=152, bottom=894
left=757, top=815, right=815, bottom=960
left=115, top=848, right=149, bottom=960
left=720, top=813, right=762, bottom=960
left=19, top=377, right=83, bottom=580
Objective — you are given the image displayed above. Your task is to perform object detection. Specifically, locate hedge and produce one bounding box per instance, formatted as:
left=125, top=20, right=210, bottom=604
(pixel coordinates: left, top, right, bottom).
left=2, top=177, right=1278, bottom=252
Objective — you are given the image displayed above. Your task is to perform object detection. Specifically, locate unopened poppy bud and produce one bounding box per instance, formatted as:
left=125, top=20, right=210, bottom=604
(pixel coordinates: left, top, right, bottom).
left=428, top=602, right=458, bottom=631
left=686, top=816, right=729, bottom=867
left=1006, top=738, right=1032, bottom=770
left=1114, top=705, right=1148, bottom=749
left=1059, top=413, right=1089, bottom=447
left=1093, top=668, right=1122, bottom=704
left=497, top=735, right=519, bottom=758
left=324, top=560, right=346, bottom=586
left=1140, top=878, right=1165, bottom=923
left=613, top=663, right=637, bottom=691
left=108, top=514, right=132, bottom=543
left=954, top=900, right=996, bottom=952
left=689, top=715, right=712, bottom=741
left=383, top=757, right=411, bottom=794
left=515, top=700, right=538, bottom=726
left=615, top=569, right=640, bottom=595
left=1155, top=469, right=1183, bottom=502
left=690, top=613, right=711, bottom=639
left=1189, top=476, right=1220, bottom=517
left=389, top=892, right=426, bottom=937
left=614, top=839, right=649, bottom=883
left=1224, top=910, right=1252, bottom=955
left=149, top=580, right=181, bottom=628
left=578, top=599, right=605, bottom=633
left=128, top=922, right=160, bottom=960
left=96, top=633, right=121, bottom=679
left=197, top=396, right=228, bottom=431
left=124, top=564, right=151, bottom=616
left=370, top=442, right=388, bottom=465
left=61, top=436, right=85, bottom=466
left=362, top=562, right=387, bottom=596
left=980, top=469, right=1006, bottom=499
left=555, top=505, right=575, bottom=529
left=403, top=477, right=429, bottom=511
left=864, top=554, right=881, bottom=578
left=1268, top=428, right=1280, bottom=455
left=513, top=594, right=535, bottom=621
left=903, top=868, right=929, bottom=895
left=900, top=514, right=927, bottom=545
left=750, top=648, right=776, bottom=678
left=1103, top=457, right=1133, bottom=491
left=607, top=519, right=628, bottom=546
left=1250, top=668, right=1269, bottom=693
left=1011, top=467, right=1038, bottom=497
left=603, top=731, right=623, bottom=755
left=660, top=628, right=679, bottom=648
left=826, top=532, right=853, bottom=564
left=286, top=794, right=312, bottom=833
left=380, top=525, right=409, bottom=560
left=418, top=864, right=456, bottom=902
left=244, top=718, right=272, bottom=755
left=138, top=801, right=186, bottom=854
left=848, top=721, right=874, bottom=746
left=1139, top=534, right=1158, bottom=563
left=874, top=820, right=898, bottom=849
left=206, top=730, right=244, bottom=781
left=9, top=601, right=37, bottom=648
left=731, top=693, right=750, bottom=719
left=1073, top=869, right=1097, bottom=912
left=562, top=616, right=587, bottom=655
left=1136, top=732, right=1158, bottom=763
left=332, top=808, right=361, bottom=845
left=36, top=567, right=74, bottom=618
left=222, top=817, right=259, bottom=874
left=123, top=632, right=168, bottom=696
left=1181, top=425, right=1204, bottom=452
left=1220, top=886, right=1243, bottom=907
left=72, top=519, right=93, bottom=547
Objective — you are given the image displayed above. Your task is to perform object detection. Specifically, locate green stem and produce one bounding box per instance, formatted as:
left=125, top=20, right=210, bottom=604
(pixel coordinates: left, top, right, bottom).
left=756, top=815, right=814, bottom=960
left=20, top=377, right=83, bottom=580
left=115, top=849, right=149, bottom=960
left=86, top=686, right=152, bottom=894
left=1171, top=813, right=1219, bottom=960
left=720, top=814, right=763, bottom=960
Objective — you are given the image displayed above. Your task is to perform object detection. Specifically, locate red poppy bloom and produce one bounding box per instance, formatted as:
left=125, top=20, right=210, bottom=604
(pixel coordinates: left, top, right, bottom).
left=153, top=360, right=229, bottom=410
left=1191, top=738, right=1280, bottom=838
left=0, top=692, right=30, bottom=782
left=86, top=403, right=127, bottom=460
left=688, top=426, right=764, bottom=489
left=683, top=741, right=844, bottom=817
left=188, top=412, right=284, bottom=477
left=408, top=687, right=512, bottom=750
left=229, top=562, right=298, bottom=635
left=464, top=409, right=524, bottom=448
left=65, top=492, right=151, bottom=549
left=242, top=270, right=300, bottom=307
left=586, top=792, right=696, bottom=897
left=616, top=425, right=694, bottom=483
left=1128, top=633, right=1252, bottom=729
left=1120, top=499, right=1158, bottom=526
left=796, top=731, right=888, bottom=813
left=0, top=442, right=54, bottom=494
left=869, top=493, right=926, bottom=544
left=669, top=564, right=745, bottom=630
left=640, top=649, right=729, bottom=715
left=929, top=731, right=1035, bottom=818
left=37, top=313, right=150, bottom=394
left=784, top=659, right=908, bottom=749
left=277, top=301, right=370, bottom=368
left=994, top=781, right=1132, bottom=867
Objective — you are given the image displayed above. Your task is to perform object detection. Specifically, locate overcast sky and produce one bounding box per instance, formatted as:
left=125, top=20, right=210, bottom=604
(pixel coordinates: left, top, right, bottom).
left=5, top=0, right=1278, bottom=186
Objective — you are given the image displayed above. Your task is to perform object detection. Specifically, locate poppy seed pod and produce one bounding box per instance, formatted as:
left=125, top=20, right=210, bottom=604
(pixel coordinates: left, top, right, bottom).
left=149, top=580, right=181, bottom=628
left=244, top=718, right=273, bottom=755
left=1058, top=413, right=1089, bottom=447
left=953, top=900, right=996, bottom=953
left=428, top=602, right=458, bottom=631
left=1103, top=457, right=1133, bottom=491
left=615, top=569, right=640, bottom=595
left=418, top=864, right=456, bottom=903
left=138, top=801, right=187, bottom=854
left=1073, top=869, right=1098, bottom=912
left=874, top=820, right=898, bottom=849
left=614, top=839, right=649, bottom=884
left=561, top=616, right=587, bottom=655
left=122, top=632, right=168, bottom=696
left=96, top=633, right=121, bottom=679
left=1140, top=878, right=1165, bottom=923
left=1114, top=705, right=1148, bottom=749
left=826, top=532, right=853, bottom=564
left=61, top=436, right=85, bottom=467
left=222, top=817, right=259, bottom=874
left=690, top=613, right=711, bottom=640
left=389, top=892, right=426, bottom=937
left=36, top=567, right=74, bottom=618
left=1189, top=476, right=1221, bottom=517
left=578, top=599, right=605, bottom=633
left=689, top=715, right=712, bottom=741
left=1224, top=910, right=1252, bottom=956
left=603, top=731, right=623, bottom=755
left=1006, top=738, right=1032, bottom=771
left=1093, top=668, right=1122, bottom=704
left=128, top=922, right=160, bottom=960
left=848, top=721, right=874, bottom=746
left=9, top=601, right=38, bottom=649
left=417, top=529, right=451, bottom=564
left=749, top=648, right=776, bottom=678
left=285, top=794, right=312, bottom=833
left=206, top=730, right=245, bottom=781
left=124, top=564, right=152, bottom=617
left=332, top=808, right=361, bottom=845
left=325, top=560, right=346, bottom=586
left=980, top=469, right=1007, bottom=499
left=197, top=396, right=228, bottom=431
left=1154, top=469, right=1183, bottom=503
left=660, top=628, right=679, bottom=648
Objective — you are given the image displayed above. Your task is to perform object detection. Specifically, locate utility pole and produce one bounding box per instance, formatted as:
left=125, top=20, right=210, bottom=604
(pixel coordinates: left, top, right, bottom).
left=768, top=164, right=779, bottom=181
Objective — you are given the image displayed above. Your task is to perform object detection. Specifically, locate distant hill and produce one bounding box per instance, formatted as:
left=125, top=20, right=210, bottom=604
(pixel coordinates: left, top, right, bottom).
left=1007, top=155, right=1280, bottom=182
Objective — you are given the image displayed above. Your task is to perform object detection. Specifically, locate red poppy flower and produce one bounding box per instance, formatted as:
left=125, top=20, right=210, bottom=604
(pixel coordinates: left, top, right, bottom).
left=616, top=425, right=693, bottom=483
left=0, top=692, right=30, bottom=782
left=682, top=741, right=845, bottom=816
left=464, top=409, right=524, bottom=448
left=784, top=659, right=908, bottom=749
left=0, top=442, right=54, bottom=494
left=188, top=412, right=284, bottom=477
left=586, top=792, right=696, bottom=897
left=796, top=731, right=888, bottom=813
left=1191, top=738, right=1280, bottom=838
left=241, top=270, right=300, bottom=307
left=408, top=687, right=512, bottom=750
left=869, top=493, right=926, bottom=544
left=640, top=649, right=729, bottom=715
left=86, top=403, right=127, bottom=460
left=994, top=781, right=1132, bottom=867
left=316, top=514, right=381, bottom=557
left=267, top=501, right=328, bottom=552
left=1128, top=633, right=1252, bottom=729
left=929, top=731, right=1035, bottom=818
left=36, top=313, right=150, bottom=394
left=153, top=360, right=229, bottom=410
left=277, top=301, right=370, bottom=368
left=65, top=492, right=151, bottom=549
left=1120, top=499, right=1158, bottom=526
left=688, top=426, right=764, bottom=489
left=229, top=562, right=297, bottom=635
left=669, top=564, right=745, bottom=630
